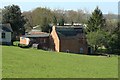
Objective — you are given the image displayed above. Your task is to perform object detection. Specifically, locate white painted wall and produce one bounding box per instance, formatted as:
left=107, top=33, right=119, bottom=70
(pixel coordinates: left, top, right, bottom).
left=20, top=37, right=30, bottom=45
left=0, top=32, right=11, bottom=43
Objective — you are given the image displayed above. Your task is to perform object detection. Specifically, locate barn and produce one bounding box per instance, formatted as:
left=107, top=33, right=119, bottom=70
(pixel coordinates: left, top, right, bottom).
left=20, top=29, right=49, bottom=49
left=50, top=25, right=88, bottom=54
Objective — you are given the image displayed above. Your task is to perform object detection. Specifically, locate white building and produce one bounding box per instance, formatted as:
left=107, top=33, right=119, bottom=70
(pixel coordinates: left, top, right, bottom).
left=0, top=24, right=13, bottom=45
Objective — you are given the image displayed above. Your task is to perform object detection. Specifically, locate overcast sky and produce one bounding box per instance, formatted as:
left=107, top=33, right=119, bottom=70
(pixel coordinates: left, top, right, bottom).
left=1, top=1, right=118, bottom=14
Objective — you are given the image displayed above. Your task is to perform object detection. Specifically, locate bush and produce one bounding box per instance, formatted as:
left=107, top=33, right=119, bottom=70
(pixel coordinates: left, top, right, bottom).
left=13, top=41, right=20, bottom=46
left=97, top=49, right=108, bottom=53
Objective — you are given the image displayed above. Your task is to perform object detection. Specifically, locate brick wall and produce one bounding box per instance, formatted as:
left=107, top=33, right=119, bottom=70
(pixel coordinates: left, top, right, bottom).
left=60, top=36, right=88, bottom=54
left=50, top=26, right=88, bottom=54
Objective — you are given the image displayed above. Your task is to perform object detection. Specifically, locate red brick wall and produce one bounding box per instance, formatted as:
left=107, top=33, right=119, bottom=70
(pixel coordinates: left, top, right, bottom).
left=50, top=26, right=88, bottom=54
left=30, top=37, right=49, bottom=49
left=60, top=36, right=88, bottom=54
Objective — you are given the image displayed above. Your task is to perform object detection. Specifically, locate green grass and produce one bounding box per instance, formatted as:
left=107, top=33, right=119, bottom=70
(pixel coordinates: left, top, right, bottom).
left=2, top=46, right=118, bottom=78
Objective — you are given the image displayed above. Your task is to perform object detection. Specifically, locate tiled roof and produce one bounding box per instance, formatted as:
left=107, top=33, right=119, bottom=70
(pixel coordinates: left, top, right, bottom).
left=25, top=30, right=49, bottom=38
left=25, top=33, right=49, bottom=38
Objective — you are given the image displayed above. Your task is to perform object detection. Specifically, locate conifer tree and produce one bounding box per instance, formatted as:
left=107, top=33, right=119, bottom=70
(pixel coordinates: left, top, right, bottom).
left=87, top=6, right=106, bottom=32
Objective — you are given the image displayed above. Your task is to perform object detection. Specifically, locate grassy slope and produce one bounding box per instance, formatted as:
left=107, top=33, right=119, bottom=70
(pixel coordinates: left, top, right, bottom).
left=2, top=46, right=118, bottom=78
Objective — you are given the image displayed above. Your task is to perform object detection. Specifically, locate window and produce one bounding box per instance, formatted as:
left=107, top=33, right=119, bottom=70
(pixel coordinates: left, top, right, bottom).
left=2, top=33, right=5, bottom=39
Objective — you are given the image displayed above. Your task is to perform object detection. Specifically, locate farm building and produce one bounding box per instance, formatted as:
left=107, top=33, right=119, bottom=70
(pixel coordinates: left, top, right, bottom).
left=20, top=24, right=88, bottom=54
left=20, top=29, right=49, bottom=49
left=50, top=25, right=88, bottom=54
left=0, top=23, right=13, bottom=45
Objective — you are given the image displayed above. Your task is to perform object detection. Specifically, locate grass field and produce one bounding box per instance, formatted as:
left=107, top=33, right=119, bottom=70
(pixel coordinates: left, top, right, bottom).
left=2, top=46, right=118, bottom=78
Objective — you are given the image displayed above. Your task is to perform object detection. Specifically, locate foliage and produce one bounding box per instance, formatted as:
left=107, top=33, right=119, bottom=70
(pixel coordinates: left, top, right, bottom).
left=87, top=30, right=108, bottom=53
left=58, top=17, right=65, bottom=26
left=40, top=17, right=51, bottom=33
left=13, top=41, right=20, bottom=46
left=105, top=13, right=118, bottom=33
left=23, top=7, right=53, bottom=32
left=53, top=16, right=57, bottom=26
left=22, top=11, right=33, bottom=32
left=106, top=21, right=120, bottom=54
left=87, top=6, right=106, bottom=32
left=86, top=7, right=107, bottom=53
left=87, top=22, right=119, bottom=54
left=2, top=46, right=118, bottom=78
left=22, top=8, right=88, bottom=28
left=24, top=19, right=33, bottom=32
left=2, top=4, right=26, bottom=35
left=106, top=34, right=118, bottom=53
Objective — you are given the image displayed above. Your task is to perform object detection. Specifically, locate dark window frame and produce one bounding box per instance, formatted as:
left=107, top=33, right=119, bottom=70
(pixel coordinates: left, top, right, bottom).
left=2, top=33, right=5, bottom=39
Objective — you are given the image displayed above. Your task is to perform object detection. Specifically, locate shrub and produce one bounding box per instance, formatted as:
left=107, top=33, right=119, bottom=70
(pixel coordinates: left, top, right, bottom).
left=97, top=49, right=107, bottom=53
left=13, top=41, right=20, bottom=46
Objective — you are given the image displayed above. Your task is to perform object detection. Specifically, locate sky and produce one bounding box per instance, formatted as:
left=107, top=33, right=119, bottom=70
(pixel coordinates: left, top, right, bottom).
left=0, top=1, right=118, bottom=14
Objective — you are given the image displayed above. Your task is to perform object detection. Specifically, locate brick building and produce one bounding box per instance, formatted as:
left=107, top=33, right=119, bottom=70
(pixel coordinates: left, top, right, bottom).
left=20, top=30, right=49, bottom=49
left=50, top=25, right=88, bottom=54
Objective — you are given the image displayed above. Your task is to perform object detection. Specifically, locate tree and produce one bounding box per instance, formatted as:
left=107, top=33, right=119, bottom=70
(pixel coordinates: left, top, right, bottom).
left=66, top=10, right=77, bottom=23
left=58, top=17, right=65, bottom=26
left=22, top=11, right=33, bottom=32
left=24, top=19, right=33, bottom=32
left=86, top=6, right=107, bottom=53
left=40, top=17, right=51, bottom=33
left=2, top=4, right=26, bottom=36
left=53, top=16, right=57, bottom=26
left=105, top=13, right=118, bottom=33
left=31, top=7, right=53, bottom=26
left=117, top=21, right=120, bottom=53
left=87, top=6, right=106, bottom=32
left=106, top=21, right=120, bottom=54
left=105, top=33, right=118, bottom=53
left=87, top=30, right=108, bottom=53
